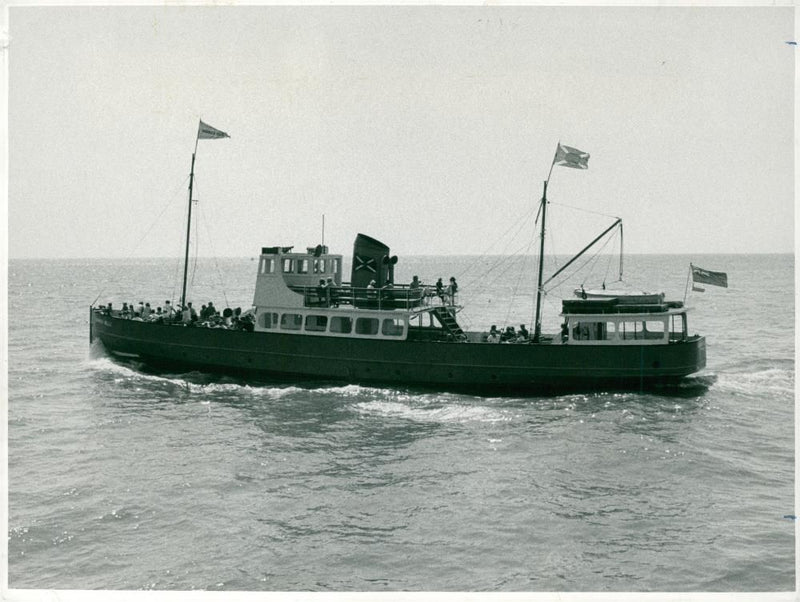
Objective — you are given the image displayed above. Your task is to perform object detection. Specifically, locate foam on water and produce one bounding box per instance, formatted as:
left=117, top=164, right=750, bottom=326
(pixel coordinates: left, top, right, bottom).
left=714, top=367, right=794, bottom=398
left=353, top=399, right=509, bottom=424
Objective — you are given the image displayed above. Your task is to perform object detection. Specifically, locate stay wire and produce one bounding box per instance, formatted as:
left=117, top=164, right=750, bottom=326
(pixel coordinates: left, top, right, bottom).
left=198, top=201, right=231, bottom=309
left=94, top=174, right=191, bottom=305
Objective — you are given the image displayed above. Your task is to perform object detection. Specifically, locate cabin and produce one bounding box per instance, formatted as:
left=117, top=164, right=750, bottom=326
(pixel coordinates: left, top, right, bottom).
left=560, top=297, right=689, bottom=345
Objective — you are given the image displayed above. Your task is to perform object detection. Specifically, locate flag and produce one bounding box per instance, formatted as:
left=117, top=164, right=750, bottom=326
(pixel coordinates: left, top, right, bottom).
left=554, top=143, right=590, bottom=170
left=691, top=264, right=728, bottom=288
left=197, top=120, right=230, bottom=140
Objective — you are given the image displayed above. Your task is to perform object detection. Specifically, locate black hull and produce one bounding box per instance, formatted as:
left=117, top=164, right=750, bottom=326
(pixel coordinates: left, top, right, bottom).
left=90, top=311, right=707, bottom=394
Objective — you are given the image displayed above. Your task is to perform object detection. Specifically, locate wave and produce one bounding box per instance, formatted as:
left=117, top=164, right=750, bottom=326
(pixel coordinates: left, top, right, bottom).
left=713, top=367, right=794, bottom=398
left=353, top=399, right=508, bottom=424
left=85, top=357, right=305, bottom=400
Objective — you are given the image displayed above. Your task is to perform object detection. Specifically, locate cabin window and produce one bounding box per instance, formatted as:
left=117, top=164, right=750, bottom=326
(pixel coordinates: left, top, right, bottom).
left=305, top=315, right=328, bottom=332
left=298, top=259, right=309, bottom=274
left=571, top=321, right=614, bottom=341
left=382, top=318, right=405, bottom=337
left=644, top=320, right=666, bottom=339
left=258, top=312, right=279, bottom=329
left=330, top=316, right=352, bottom=334
left=313, top=259, right=326, bottom=274
left=282, top=258, right=294, bottom=273
left=280, top=313, right=303, bottom=330
left=332, top=258, right=341, bottom=274
left=262, top=258, right=276, bottom=274
left=671, top=314, right=687, bottom=340
left=355, top=317, right=379, bottom=335
left=620, top=321, right=643, bottom=340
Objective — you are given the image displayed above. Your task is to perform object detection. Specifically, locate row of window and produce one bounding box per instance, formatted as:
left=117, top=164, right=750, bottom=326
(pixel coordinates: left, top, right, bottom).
left=259, top=256, right=342, bottom=276
left=258, top=312, right=406, bottom=337
left=571, top=318, right=678, bottom=341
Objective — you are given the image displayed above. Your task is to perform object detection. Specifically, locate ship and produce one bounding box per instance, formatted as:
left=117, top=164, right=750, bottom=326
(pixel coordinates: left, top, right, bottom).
left=89, top=130, right=707, bottom=393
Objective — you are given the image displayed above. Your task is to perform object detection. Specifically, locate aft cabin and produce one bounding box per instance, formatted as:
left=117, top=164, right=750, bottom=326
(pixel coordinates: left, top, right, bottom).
left=560, top=298, right=689, bottom=345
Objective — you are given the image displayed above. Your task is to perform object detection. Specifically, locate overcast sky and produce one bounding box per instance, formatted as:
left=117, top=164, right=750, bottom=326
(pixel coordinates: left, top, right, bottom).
left=6, top=4, right=795, bottom=259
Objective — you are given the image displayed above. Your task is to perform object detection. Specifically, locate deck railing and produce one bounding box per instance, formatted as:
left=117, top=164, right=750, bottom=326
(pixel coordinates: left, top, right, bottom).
left=292, top=283, right=456, bottom=311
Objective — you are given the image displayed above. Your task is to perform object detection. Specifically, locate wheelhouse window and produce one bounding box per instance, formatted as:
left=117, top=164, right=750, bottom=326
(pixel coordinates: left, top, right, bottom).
left=280, top=313, right=303, bottom=330
left=355, top=317, right=379, bottom=335
left=282, top=258, right=294, bottom=273
left=258, top=312, right=279, bottom=329
left=263, top=258, right=276, bottom=274
left=313, top=259, right=326, bottom=274
left=330, top=316, right=352, bottom=334
left=298, top=259, right=309, bottom=274
left=382, top=318, right=405, bottom=337
left=305, top=315, right=328, bottom=332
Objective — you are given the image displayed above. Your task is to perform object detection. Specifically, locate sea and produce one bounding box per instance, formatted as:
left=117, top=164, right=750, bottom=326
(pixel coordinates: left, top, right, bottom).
left=6, top=253, right=796, bottom=595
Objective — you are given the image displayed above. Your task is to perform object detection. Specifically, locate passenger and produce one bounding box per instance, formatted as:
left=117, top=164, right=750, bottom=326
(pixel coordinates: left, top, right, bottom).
left=410, top=275, right=420, bottom=290
left=501, top=326, right=516, bottom=342
left=239, top=311, right=255, bottom=332
left=164, top=300, right=174, bottom=320
left=200, top=304, right=208, bottom=319
left=487, top=325, right=501, bottom=343
left=561, top=322, right=569, bottom=342
left=316, top=278, right=328, bottom=307
left=105, top=302, right=113, bottom=316
left=518, top=324, right=530, bottom=341
left=182, top=304, right=192, bottom=324
left=121, top=302, right=130, bottom=318
left=137, top=302, right=145, bottom=317
left=142, top=303, right=152, bottom=318
left=447, top=277, right=458, bottom=304
left=435, top=278, right=445, bottom=303
left=326, top=278, right=336, bottom=306
left=222, top=307, right=233, bottom=328
left=207, top=301, right=216, bottom=318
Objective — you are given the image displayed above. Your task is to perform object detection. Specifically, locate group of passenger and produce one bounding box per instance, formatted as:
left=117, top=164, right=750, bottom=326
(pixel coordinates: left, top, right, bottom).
left=105, top=300, right=254, bottom=331
left=485, top=323, right=530, bottom=343
left=315, top=278, right=340, bottom=307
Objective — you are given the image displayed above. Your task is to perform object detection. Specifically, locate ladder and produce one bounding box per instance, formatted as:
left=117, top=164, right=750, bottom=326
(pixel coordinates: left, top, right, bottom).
left=432, top=306, right=467, bottom=341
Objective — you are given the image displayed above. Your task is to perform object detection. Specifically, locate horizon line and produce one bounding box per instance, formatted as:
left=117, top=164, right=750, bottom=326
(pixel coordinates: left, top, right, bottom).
left=8, top=251, right=795, bottom=260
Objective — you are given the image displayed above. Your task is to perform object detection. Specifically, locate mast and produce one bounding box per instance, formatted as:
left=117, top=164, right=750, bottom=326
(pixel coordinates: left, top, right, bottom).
left=179, top=120, right=229, bottom=311
left=180, top=152, right=197, bottom=310
left=532, top=180, right=548, bottom=343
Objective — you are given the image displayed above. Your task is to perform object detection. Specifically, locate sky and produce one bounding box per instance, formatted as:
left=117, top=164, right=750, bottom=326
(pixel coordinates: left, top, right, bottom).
left=5, top=4, right=796, bottom=259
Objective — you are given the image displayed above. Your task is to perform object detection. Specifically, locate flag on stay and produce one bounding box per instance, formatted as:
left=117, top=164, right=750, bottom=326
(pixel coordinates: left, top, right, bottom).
left=553, top=143, right=590, bottom=170
left=691, top=264, right=728, bottom=291
left=197, top=120, right=230, bottom=140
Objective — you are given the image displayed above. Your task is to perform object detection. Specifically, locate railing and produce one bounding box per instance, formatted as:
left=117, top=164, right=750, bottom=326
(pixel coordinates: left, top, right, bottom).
left=291, top=283, right=457, bottom=311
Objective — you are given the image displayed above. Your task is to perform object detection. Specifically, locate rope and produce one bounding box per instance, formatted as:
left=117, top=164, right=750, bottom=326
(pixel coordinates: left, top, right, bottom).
left=93, top=174, right=190, bottom=305
left=198, top=203, right=231, bottom=309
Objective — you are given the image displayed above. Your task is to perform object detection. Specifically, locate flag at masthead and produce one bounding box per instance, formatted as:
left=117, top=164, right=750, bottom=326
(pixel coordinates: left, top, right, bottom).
left=197, top=120, right=230, bottom=140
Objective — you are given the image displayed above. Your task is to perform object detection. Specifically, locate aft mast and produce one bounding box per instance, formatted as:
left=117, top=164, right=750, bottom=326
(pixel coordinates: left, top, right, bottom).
left=179, top=120, right=230, bottom=310
left=532, top=143, right=590, bottom=343
left=532, top=179, right=548, bottom=343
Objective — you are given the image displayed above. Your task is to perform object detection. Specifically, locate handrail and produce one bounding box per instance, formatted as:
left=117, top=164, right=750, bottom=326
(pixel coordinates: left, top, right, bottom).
left=290, top=283, right=454, bottom=311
